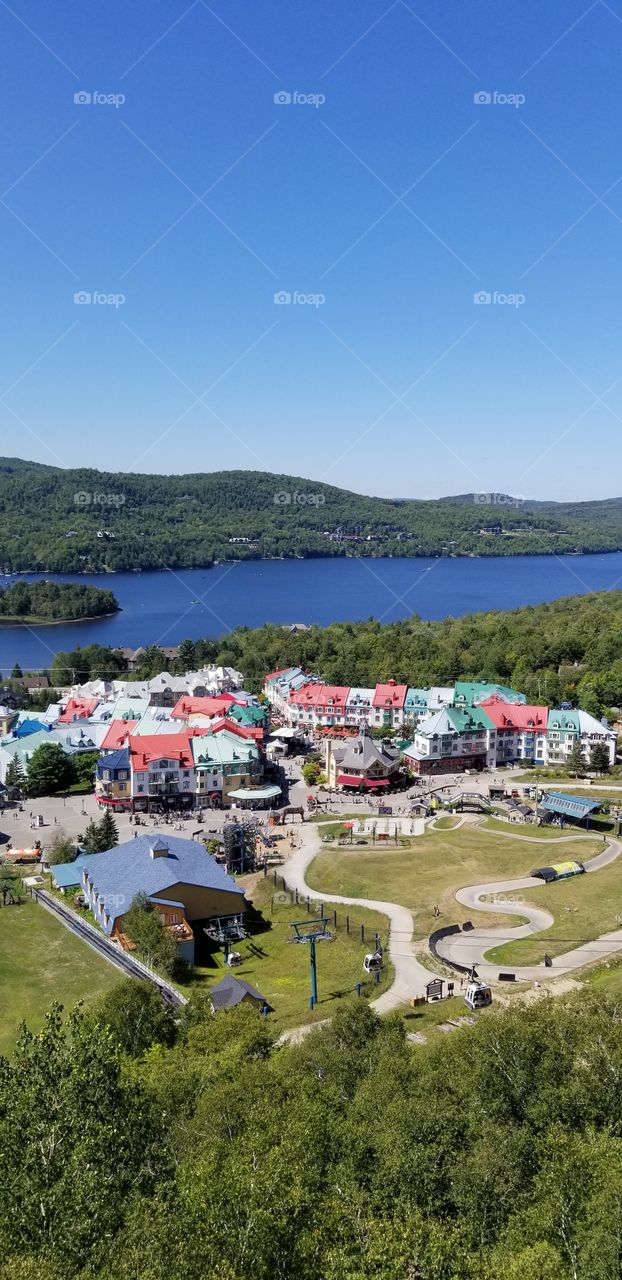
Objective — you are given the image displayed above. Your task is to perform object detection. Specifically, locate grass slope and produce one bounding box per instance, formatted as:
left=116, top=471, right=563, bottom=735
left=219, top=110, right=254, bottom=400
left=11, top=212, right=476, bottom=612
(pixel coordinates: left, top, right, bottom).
left=0, top=892, right=119, bottom=1056
left=188, top=875, right=393, bottom=1032
left=306, top=827, right=601, bottom=942
left=486, top=859, right=622, bottom=966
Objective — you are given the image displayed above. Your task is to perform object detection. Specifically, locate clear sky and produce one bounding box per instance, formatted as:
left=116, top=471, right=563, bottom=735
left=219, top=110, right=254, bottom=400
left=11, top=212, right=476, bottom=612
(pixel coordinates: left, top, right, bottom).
left=1, top=0, right=621, bottom=500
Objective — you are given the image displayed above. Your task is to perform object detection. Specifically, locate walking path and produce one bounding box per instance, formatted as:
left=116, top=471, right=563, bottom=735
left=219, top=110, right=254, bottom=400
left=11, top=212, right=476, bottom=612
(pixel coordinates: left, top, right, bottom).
left=284, top=823, right=437, bottom=1012
left=285, top=819, right=622, bottom=1009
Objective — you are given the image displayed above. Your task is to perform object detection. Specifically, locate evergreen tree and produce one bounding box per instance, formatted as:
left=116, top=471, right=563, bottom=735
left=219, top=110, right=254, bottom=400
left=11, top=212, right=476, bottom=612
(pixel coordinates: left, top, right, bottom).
left=568, top=739, right=586, bottom=771
left=97, top=809, right=119, bottom=850
left=80, top=819, right=102, bottom=853
left=5, top=755, right=26, bottom=792
left=590, top=741, right=611, bottom=773
left=10, top=662, right=23, bottom=679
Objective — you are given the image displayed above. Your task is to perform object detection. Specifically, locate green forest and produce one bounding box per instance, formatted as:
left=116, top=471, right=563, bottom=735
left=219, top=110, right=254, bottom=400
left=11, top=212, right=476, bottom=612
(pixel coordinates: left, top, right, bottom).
left=33, top=590, right=622, bottom=717
left=3, top=990, right=622, bottom=1279
left=0, top=581, right=118, bottom=623
left=3, top=456, right=622, bottom=570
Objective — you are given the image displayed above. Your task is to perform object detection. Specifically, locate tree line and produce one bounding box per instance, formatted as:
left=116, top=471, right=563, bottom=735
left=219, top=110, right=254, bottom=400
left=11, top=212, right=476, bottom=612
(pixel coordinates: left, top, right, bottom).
left=0, top=581, right=118, bottom=621
left=2, top=989, right=622, bottom=1278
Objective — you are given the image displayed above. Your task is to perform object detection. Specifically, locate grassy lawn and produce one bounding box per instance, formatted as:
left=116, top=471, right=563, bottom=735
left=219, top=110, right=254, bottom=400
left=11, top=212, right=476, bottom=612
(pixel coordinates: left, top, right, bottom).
left=432, top=815, right=462, bottom=830
left=186, top=875, right=394, bottom=1032
left=480, top=816, right=601, bottom=839
left=0, top=888, right=119, bottom=1057
left=485, top=859, right=622, bottom=966
left=583, top=955, right=622, bottom=1000
left=306, top=827, right=601, bottom=942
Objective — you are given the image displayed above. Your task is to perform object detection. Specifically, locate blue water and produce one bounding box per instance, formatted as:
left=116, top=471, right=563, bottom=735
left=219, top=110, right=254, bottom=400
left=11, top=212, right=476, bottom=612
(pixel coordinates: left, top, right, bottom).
left=1, top=552, right=621, bottom=674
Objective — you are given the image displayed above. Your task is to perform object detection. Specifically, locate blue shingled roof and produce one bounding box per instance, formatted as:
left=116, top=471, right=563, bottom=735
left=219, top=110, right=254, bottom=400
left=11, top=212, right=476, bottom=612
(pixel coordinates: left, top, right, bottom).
left=82, top=834, right=244, bottom=921
left=96, top=746, right=130, bottom=776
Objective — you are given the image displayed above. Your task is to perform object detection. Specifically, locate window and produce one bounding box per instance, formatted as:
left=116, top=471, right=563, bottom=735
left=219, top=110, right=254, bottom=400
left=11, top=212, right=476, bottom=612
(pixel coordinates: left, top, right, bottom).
left=137, top=785, right=144, bottom=793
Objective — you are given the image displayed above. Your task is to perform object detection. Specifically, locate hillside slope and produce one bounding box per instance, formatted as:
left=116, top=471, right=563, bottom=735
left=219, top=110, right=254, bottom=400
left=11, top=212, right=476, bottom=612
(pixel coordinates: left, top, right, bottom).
left=1, top=458, right=622, bottom=571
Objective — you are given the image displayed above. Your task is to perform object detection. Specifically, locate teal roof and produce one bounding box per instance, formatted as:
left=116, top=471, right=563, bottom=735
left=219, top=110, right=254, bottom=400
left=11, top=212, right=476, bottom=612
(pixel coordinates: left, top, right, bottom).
left=541, top=792, right=601, bottom=819
left=453, top=681, right=525, bottom=706
left=191, top=730, right=257, bottom=768
left=447, top=705, right=494, bottom=732
left=547, top=709, right=580, bottom=733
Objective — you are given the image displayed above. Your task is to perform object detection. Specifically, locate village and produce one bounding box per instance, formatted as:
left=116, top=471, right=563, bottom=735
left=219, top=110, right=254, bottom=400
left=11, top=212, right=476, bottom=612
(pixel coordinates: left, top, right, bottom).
left=1, top=654, right=621, bottom=1043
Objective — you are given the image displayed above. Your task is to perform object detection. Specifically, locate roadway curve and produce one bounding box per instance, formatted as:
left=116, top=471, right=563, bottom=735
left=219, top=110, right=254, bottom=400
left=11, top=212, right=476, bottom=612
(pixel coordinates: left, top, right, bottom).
left=285, top=825, right=435, bottom=1012
left=436, top=831, right=622, bottom=982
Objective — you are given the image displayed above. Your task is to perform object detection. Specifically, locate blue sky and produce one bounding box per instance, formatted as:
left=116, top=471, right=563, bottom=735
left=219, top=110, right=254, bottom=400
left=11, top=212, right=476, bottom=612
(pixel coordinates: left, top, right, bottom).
left=1, top=0, right=622, bottom=499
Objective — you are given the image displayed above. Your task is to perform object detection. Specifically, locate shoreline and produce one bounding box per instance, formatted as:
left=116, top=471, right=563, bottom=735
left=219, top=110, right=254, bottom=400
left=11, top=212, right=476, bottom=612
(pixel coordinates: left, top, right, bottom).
left=0, top=610, right=120, bottom=627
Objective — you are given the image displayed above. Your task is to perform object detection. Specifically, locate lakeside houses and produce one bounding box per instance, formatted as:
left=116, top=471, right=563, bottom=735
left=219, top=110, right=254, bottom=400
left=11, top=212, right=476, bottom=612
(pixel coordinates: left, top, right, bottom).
left=325, top=730, right=401, bottom=790
left=81, top=833, right=245, bottom=964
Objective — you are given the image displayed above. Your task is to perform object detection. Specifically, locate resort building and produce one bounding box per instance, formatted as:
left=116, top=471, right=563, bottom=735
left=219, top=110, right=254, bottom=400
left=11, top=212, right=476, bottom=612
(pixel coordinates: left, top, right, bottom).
left=191, top=730, right=261, bottom=806
left=129, top=735, right=196, bottom=809
left=403, top=706, right=496, bottom=775
left=326, top=730, right=401, bottom=791
left=372, top=681, right=408, bottom=730
left=345, top=687, right=376, bottom=729
left=479, top=699, right=548, bottom=766
left=81, top=834, right=245, bottom=964
left=95, top=747, right=131, bottom=809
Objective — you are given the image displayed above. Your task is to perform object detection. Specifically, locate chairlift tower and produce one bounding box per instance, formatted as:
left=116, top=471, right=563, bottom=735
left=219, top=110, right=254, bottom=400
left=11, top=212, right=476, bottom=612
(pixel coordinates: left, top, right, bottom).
left=288, top=917, right=334, bottom=1008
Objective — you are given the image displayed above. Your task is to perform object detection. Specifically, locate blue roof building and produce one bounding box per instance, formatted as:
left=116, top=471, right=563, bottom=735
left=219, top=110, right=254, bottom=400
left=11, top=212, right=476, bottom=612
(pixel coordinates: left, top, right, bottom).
left=81, top=834, right=245, bottom=963
left=540, top=792, right=602, bottom=824
left=50, top=852, right=91, bottom=890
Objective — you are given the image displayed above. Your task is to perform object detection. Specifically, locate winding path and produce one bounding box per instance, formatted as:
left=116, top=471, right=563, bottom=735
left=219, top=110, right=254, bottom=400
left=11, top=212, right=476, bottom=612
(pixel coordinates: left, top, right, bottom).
left=437, top=829, right=622, bottom=981
left=286, top=820, right=622, bottom=1010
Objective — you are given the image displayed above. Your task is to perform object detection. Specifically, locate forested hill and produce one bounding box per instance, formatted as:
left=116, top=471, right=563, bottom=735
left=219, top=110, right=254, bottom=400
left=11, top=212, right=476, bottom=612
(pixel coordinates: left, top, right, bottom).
left=2, top=456, right=622, bottom=571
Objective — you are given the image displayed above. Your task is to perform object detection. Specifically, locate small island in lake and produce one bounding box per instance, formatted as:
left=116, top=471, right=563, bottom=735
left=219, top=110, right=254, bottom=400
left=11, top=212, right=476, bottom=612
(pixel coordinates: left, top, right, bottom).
left=0, top=580, right=120, bottom=625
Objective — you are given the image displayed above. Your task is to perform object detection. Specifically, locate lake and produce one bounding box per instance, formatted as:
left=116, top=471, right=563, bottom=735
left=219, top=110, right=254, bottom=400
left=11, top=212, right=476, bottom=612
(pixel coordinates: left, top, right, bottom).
left=2, top=552, right=622, bottom=674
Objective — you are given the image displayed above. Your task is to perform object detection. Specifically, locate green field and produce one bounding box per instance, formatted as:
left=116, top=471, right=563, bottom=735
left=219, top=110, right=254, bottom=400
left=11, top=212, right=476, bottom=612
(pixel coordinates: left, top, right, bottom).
left=480, top=816, right=602, bottom=839
left=188, top=875, right=394, bottom=1032
left=306, top=827, right=601, bottom=942
left=486, top=859, right=622, bottom=966
left=0, top=891, right=119, bottom=1057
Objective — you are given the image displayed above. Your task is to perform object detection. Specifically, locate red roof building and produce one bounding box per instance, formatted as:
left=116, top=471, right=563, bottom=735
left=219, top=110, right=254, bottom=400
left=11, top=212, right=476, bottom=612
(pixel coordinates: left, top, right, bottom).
left=129, top=734, right=195, bottom=772
left=479, top=698, right=548, bottom=730
left=58, top=697, right=99, bottom=724
left=372, top=681, right=408, bottom=710
left=288, top=683, right=351, bottom=725
left=171, top=694, right=238, bottom=720
left=100, top=720, right=138, bottom=752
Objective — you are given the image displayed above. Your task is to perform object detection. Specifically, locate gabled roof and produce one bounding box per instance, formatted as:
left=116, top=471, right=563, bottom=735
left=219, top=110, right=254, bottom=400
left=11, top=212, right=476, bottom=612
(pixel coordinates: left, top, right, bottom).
left=191, top=730, right=257, bottom=767
left=83, top=834, right=244, bottom=923
left=96, top=746, right=130, bottom=774
left=58, top=697, right=99, bottom=723
left=171, top=693, right=238, bottom=720
left=289, top=682, right=350, bottom=709
left=210, top=972, right=266, bottom=1010
left=372, top=681, right=407, bottom=709
left=332, top=733, right=400, bottom=771
left=547, top=709, right=580, bottom=732
left=479, top=699, right=548, bottom=731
